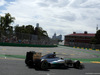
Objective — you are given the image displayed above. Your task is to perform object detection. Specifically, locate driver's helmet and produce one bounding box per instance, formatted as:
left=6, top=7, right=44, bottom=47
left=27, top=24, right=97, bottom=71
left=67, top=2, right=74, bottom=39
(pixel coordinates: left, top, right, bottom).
left=53, top=52, right=56, bottom=57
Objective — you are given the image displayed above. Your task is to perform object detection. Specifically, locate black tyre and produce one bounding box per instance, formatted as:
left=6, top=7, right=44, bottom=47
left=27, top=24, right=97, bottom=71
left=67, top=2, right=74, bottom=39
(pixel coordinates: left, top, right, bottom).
left=78, top=64, right=85, bottom=69
left=27, top=60, right=34, bottom=68
left=41, top=60, right=49, bottom=70
left=73, top=60, right=81, bottom=69
left=34, top=59, right=41, bottom=70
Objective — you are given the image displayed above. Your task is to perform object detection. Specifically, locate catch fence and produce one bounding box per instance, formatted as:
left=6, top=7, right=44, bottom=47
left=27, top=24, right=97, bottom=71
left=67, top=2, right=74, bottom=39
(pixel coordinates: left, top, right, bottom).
left=0, top=32, right=58, bottom=45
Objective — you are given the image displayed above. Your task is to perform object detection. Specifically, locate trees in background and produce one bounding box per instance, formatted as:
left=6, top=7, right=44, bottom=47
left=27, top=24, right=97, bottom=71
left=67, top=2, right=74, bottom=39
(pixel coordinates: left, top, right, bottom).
left=0, top=13, right=48, bottom=38
left=91, top=30, right=100, bottom=44
left=15, top=25, right=48, bottom=37
left=34, top=26, right=48, bottom=37
left=0, top=13, right=15, bottom=35
left=95, top=30, right=100, bottom=44
left=14, top=25, right=34, bottom=34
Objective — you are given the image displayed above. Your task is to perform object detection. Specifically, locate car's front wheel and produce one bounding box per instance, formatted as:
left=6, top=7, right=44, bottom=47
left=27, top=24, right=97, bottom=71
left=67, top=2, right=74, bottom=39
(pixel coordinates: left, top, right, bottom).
left=73, top=60, right=81, bottom=69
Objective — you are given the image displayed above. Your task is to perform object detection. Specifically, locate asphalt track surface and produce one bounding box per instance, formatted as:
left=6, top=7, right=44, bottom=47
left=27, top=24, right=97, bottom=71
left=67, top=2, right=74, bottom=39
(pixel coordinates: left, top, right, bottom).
left=0, top=58, right=100, bottom=75
left=0, top=46, right=100, bottom=75
left=0, top=46, right=100, bottom=63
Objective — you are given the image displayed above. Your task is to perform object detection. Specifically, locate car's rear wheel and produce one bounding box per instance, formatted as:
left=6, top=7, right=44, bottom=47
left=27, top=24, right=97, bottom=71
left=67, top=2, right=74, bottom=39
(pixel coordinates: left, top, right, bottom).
left=34, top=59, right=41, bottom=70
left=41, top=60, right=49, bottom=70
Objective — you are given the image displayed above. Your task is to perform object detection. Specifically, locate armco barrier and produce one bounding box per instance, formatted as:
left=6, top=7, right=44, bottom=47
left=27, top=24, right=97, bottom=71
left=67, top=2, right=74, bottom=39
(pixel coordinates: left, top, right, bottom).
left=0, top=42, right=58, bottom=47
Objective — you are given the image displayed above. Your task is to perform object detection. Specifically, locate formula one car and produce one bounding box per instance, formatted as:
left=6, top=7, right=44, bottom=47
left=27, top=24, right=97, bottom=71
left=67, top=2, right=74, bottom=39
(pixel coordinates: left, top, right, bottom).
left=25, top=51, right=84, bottom=70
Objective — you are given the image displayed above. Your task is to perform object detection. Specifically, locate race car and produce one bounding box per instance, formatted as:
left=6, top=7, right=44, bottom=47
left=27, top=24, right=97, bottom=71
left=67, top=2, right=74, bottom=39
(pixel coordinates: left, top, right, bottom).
left=25, top=51, right=84, bottom=70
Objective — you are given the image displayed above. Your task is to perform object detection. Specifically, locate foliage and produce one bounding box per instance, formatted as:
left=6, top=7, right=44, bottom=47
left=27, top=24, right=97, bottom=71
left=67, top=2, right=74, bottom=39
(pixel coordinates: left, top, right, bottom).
left=26, top=25, right=34, bottom=34
left=95, top=30, right=100, bottom=44
left=14, top=25, right=48, bottom=39
left=4, top=13, right=15, bottom=27
left=15, top=25, right=34, bottom=34
left=0, top=13, right=48, bottom=39
left=34, top=27, right=48, bottom=37
left=0, top=13, right=15, bottom=35
left=91, top=30, right=100, bottom=44
left=90, top=37, right=96, bottom=44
